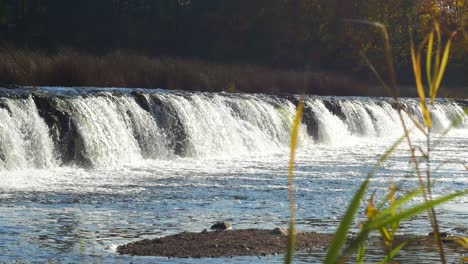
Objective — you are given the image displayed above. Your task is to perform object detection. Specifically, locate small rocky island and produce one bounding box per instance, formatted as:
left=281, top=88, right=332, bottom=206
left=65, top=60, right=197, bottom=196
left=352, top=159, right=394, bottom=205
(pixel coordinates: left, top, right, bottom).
left=117, top=228, right=332, bottom=258
left=117, top=224, right=467, bottom=258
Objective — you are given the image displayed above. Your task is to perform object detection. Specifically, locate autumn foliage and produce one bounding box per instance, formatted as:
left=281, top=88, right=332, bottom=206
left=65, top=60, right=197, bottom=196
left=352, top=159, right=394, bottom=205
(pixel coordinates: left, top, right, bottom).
left=0, top=0, right=466, bottom=92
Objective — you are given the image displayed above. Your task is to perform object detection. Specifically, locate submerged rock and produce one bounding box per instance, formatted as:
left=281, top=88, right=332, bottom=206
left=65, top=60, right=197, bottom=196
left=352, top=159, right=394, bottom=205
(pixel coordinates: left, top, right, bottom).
left=210, top=221, right=232, bottom=231
left=271, top=227, right=288, bottom=236
left=428, top=231, right=451, bottom=237
left=451, top=227, right=468, bottom=235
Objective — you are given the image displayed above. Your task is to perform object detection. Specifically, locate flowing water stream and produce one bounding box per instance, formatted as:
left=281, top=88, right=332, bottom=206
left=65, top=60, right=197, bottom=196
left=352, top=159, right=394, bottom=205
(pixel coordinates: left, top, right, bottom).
left=0, top=87, right=466, bottom=263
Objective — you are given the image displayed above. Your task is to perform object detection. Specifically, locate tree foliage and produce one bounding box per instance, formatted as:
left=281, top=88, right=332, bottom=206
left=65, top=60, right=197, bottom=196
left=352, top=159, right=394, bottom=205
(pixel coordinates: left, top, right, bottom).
left=0, top=0, right=466, bottom=86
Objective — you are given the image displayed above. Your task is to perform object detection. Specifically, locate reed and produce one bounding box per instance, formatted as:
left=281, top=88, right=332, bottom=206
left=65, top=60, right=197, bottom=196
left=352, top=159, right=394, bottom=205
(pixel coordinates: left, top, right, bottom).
left=0, top=48, right=369, bottom=96
left=285, top=99, right=303, bottom=264
left=285, top=22, right=468, bottom=264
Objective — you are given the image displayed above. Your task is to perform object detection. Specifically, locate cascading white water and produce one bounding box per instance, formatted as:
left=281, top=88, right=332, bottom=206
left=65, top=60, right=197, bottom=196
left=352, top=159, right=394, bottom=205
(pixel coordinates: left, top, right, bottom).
left=305, top=99, right=350, bottom=145
left=110, top=95, right=169, bottom=160
left=433, top=101, right=467, bottom=129
left=68, top=96, right=142, bottom=167
left=364, top=101, right=401, bottom=137
left=400, top=100, right=467, bottom=133
left=431, top=104, right=452, bottom=133
left=338, top=100, right=377, bottom=137
left=64, top=95, right=169, bottom=168
left=0, top=88, right=466, bottom=170
left=0, top=108, right=26, bottom=170
left=156, top=93, right=307, bottom=158
left=0, top=97, right=56, bottom=170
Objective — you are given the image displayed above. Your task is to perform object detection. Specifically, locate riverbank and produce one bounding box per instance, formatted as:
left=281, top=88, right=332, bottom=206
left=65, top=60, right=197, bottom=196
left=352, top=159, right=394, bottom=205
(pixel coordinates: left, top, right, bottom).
left=0, top=49, right=373, bottom=96
left=1, top=49, right=466, bottom=98
left=117, top=228, right=467, bottom=259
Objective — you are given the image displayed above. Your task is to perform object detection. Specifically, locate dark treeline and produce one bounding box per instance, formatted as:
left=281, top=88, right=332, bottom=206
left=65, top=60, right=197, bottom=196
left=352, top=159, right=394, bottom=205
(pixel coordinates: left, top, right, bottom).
left=0, top=0, right=467, bottom=92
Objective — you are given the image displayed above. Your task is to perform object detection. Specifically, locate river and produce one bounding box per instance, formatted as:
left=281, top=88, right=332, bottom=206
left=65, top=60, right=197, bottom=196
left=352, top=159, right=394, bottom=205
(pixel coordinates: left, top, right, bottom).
left=0, top=87, right=466, bottom=263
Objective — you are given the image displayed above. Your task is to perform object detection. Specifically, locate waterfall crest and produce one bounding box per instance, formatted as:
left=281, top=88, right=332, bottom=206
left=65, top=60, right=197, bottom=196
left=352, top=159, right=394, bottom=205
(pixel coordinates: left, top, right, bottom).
left=0, top=88, right=466, bottom=170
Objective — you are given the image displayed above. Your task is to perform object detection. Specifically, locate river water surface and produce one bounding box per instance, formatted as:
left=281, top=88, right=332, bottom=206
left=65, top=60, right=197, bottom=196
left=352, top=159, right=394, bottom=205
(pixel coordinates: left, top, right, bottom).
left=0, top=87, right=466, bottom=263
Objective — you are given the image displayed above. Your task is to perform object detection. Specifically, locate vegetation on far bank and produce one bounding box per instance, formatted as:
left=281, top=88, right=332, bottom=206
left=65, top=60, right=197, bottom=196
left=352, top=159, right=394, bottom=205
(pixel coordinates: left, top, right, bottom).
left=0, top=49, right=466, bottom=98
left=0, top=1, right=466, bottom=96
left=0, top=48, right=374, bottom=96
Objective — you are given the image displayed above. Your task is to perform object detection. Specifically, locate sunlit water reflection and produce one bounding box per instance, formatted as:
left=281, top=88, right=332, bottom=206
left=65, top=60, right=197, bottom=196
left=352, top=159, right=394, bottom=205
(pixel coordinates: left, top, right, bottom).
left=1, top=129, right=466, bottom=263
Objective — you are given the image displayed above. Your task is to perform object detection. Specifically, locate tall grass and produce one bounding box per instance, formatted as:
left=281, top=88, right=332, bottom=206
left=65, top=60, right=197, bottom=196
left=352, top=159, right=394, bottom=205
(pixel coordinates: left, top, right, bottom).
left=0, top=48, right=370, bottom=96
left=285, top=22, right=468, bottom=264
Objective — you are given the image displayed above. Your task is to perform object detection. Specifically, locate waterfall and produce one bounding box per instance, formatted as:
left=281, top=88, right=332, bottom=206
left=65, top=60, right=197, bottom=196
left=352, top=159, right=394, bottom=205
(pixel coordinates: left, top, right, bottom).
left=338, top=100, right=377, bottom=137
left=363, top=101, right=401, bottom=137
left=64, top=95, right=169, bottom=167
left=0, top=97, right=56, bottom=170
left=433, top=101, right=467, bottom=130
left=0, top=87, right=466, bottom=170
left=304, top=99, right=350, bottom=144
left=154, top=93, right=306, bottom=158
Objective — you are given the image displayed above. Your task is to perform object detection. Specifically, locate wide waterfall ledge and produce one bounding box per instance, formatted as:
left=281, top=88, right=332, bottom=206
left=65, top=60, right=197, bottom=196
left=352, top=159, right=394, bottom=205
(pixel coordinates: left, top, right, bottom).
left=0, top=86, right=467, bottom=170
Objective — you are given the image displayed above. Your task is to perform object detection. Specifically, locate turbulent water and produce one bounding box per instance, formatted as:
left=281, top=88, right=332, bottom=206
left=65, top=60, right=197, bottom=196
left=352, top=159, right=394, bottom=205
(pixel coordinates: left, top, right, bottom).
left=0, top=87, right=467, bottom=263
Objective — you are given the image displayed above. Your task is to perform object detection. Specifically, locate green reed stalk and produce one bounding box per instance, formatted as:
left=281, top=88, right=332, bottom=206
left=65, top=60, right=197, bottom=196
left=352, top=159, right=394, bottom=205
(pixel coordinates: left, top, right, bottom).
left=321, top=20, right=466, bottom=264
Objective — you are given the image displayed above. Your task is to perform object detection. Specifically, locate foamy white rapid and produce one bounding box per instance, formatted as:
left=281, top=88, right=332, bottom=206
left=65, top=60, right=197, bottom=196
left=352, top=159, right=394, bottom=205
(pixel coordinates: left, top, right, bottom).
left=0, top=88, right=466, bottom=170
left=0, top=97, right=56, bottom=170
left=0, top=88, right=466, bottom=264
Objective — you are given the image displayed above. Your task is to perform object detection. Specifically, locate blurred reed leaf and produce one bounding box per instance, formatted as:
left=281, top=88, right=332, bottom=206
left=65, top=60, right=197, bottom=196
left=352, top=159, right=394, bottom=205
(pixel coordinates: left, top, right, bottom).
left=324, top=135, right=406, bottom=264
left=285, top=98, right=303, bottom=264
left=364, top=190, right=467, bottom=232
left=377, top=242, right=408, bottom=264
left=410, top=33, right=432, bottom=129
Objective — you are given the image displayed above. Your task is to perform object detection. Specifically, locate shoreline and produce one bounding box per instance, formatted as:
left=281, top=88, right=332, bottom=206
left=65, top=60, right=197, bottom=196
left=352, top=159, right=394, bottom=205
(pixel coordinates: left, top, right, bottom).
left=0, top=49, right=368, bottom=96
left=1, top=49, right=466, bottom=98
